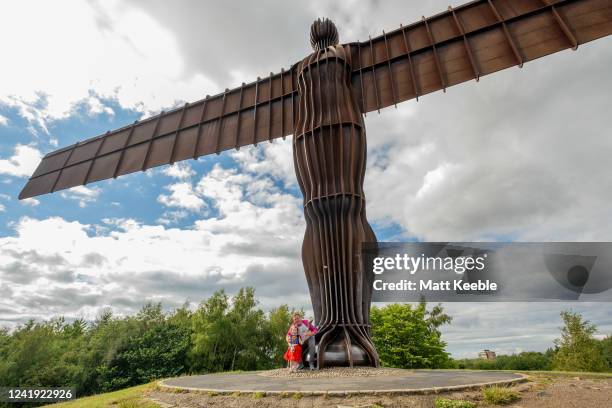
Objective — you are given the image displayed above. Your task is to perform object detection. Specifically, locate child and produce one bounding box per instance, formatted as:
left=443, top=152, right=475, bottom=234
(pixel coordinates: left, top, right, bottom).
left=283, top=324, right=302, bottom=371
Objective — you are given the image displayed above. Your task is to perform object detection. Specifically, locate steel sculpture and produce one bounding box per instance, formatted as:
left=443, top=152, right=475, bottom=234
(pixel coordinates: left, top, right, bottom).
left=20, top=0, right=612, bottom=368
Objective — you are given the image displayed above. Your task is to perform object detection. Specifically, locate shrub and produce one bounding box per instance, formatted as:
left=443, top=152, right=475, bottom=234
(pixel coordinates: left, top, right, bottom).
left=454, top=351, right=552, bottom=371
left=482, top=386, right=520, bottom=405
left=371, top=301, right=453, bottom=369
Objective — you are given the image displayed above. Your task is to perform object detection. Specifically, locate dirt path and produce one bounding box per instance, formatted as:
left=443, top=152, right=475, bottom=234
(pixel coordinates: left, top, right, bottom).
left=509, top=375, right=612, bottom=408
left=146, top=374, right=612, bottom=407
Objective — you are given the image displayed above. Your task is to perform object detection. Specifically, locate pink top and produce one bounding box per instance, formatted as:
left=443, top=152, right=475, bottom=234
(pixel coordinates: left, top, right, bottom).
left=287, top=319, right=318, bottom=337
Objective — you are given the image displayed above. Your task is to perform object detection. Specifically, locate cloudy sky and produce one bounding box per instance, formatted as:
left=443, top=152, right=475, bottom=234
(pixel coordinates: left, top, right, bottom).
left=0, top=0, right=610, bottom=358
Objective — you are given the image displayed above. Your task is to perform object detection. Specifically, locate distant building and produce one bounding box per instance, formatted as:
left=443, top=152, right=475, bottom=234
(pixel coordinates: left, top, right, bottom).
left=478, top=349, right=497, bottom=360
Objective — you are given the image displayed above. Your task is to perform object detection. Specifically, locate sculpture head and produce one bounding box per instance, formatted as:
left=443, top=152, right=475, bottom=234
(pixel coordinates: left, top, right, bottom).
left=310, top=18, right=339, bottom=51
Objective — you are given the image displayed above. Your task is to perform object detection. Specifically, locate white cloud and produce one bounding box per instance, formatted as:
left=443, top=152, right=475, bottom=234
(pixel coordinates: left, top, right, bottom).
left=415, top=163, right=454, bottom=200
left=162, top=162, right=196, bottom=180
left=59, top=185, right=100, bottom=208
left=0, top=0, right=219, bottom=132
left=157, top=182, right=205, bottom=211
left=0, top=115, right=8, bottom=126
left=156, top=210, right=189, bottom=225
left=101, top=217, right=140, bottom=232
left=0, top=203, right=5, bottom=212
left=0, top=156, right=307, bottom=326
left=85, top=95, right=114, bottom=117
left=0, top=144, right=42, bottom=178
left=20, top=198, right=40, bottom=207
left=231, top=142, right=296, bottom=188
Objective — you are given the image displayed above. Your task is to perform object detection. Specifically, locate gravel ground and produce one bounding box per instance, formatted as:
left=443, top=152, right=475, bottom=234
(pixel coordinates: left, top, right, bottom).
left=259, top=367, right=409, bottom=378
left=146, top=374, right=612, bottom=407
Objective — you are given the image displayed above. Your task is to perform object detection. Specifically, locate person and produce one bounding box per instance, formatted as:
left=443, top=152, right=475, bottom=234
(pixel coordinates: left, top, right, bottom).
left=283, top=324, right=302, bottom=371
left=288, top=312, right=318, bottom=370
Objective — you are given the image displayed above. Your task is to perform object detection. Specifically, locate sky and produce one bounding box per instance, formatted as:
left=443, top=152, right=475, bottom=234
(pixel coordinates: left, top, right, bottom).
left=0, top=0, right=611, bottom=358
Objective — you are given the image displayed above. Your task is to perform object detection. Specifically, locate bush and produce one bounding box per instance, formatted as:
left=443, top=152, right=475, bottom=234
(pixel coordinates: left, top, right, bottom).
left=482, top=386, right=520, bottom=405
left=455, top=350, right=553, bottom=371
left=371, top=301, right=453, bottom=369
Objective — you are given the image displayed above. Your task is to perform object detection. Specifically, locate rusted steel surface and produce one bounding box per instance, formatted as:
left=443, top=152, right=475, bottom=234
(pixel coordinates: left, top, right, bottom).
left=293, top=35, right=379, bottom=368
left=19, top=70, right=298, bottom=199
left=351, top=0, right=612, bottom=112
left=19, top=0, right=612, bottom=200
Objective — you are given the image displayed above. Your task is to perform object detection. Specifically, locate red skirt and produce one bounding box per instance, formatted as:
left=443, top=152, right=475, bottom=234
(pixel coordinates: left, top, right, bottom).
left=283, top=344, right=302, bottom=362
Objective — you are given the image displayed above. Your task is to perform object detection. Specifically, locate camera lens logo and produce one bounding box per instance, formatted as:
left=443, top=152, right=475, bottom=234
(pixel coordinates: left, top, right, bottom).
left=544, top=252, right=611, bottom=296
left=567, top=265, right=589, bottom=287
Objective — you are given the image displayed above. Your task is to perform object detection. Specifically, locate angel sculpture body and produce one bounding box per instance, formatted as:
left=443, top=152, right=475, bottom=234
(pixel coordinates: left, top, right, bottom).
left=19, top=0, right=612, bottom=368
left=294, top=25, right=379, bottom=367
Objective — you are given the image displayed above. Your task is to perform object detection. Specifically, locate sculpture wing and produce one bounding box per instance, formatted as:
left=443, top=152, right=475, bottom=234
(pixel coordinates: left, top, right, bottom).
left=19, top=0, right=612, bottom=200
left=19, top=69, right=297, bottom=199
left=350, top=0, right=612, bottom=113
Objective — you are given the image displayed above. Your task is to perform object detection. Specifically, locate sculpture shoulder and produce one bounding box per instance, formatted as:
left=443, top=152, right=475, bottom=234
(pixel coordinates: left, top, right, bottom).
left=297, top=45, right=352, bottom=73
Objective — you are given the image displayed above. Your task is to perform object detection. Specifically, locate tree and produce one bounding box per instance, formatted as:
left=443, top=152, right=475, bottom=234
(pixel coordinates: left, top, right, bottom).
left=599, top=335, right=612, bottom=371
left=552, top=310, right=606, bottom=372
left=0, top=318, right=85, bottom=391
left=224, top=287, right=267, bottom=371
left=189, top=289, right=231, bottom=372
left=370, top=301, right=453, bottom=369
left=189, top=288, right=272, bottom=372
left=91, top=303, right=193, bottom=392
left=263, top=305, right=293, bottom=367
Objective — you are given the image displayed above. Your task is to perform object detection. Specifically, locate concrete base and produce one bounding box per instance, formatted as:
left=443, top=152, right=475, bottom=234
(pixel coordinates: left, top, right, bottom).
left=159, top=369, right=528, bottom=396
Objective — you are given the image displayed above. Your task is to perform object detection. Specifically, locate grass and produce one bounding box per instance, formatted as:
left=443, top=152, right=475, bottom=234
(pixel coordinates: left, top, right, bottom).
left=434, top=398, right=476, bottom=408
left=517, top=370, right=612, bottom=379
left=252, top=391, right=265, bottom=399
left=40, top=369, right=609, bottom=407
left=44, top=383, right=159, bottom=408
left=449, top=368, right=612, bottom=379
left=482, top=386, right=520, bottom=405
